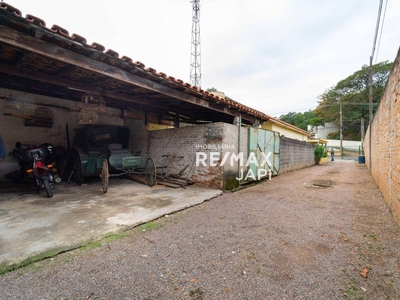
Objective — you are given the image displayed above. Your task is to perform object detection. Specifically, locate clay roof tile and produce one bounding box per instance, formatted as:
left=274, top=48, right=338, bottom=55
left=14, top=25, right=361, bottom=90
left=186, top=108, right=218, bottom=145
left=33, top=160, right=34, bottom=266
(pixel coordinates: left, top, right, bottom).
left=120, top=56, right=133, bottom=64
left=133, top=61, right=145, bottom=68
left=71, top=33, right=87, bottom=45
left=146, top=67, right=157, bottom=74
left=91, top=42, right=105, bottom=52
left=51, top=24, right=71, bottom=39
left=25, top=14, right=46, bottom=27
left=0, top=2, right=22, bottom=17
left=105, top=49, right=119, bottom=58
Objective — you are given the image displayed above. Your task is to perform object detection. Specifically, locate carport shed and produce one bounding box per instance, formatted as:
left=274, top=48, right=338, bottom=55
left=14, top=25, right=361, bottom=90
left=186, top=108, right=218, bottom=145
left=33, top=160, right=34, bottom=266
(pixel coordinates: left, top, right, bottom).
left=0, top=3, right=317, bottom=189
left=0, top=3, right=274, bottom=187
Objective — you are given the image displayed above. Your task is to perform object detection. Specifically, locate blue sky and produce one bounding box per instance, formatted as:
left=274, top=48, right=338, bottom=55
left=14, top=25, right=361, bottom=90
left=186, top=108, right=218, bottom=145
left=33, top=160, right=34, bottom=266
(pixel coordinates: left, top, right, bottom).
left=9, top=0, right=400, bottom=117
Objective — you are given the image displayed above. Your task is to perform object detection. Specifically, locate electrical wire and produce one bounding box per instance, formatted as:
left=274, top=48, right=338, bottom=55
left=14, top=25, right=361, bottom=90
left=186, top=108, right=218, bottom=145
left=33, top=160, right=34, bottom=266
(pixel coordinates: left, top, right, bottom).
left=371, top=0, right=384, bottom=60
left=375, top=0, right=389, bottom=63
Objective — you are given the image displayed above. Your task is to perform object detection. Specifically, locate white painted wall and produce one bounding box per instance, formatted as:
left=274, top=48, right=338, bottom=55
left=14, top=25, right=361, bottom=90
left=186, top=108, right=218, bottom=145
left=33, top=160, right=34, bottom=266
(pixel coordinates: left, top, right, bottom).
left=326, top=139, right=361, bottom=150
left=308, top=122, right=339, bottom=139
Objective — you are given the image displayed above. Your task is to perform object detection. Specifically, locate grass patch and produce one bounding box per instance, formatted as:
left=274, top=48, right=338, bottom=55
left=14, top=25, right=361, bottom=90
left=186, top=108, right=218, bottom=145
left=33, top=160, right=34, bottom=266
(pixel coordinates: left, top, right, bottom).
left=80, top=241, right=102, bottom=251
left=137, top=221, right=163, bottom=232
left=0, top=246, right=72, bottom=275
left=106, top=232, right=129, bottom=242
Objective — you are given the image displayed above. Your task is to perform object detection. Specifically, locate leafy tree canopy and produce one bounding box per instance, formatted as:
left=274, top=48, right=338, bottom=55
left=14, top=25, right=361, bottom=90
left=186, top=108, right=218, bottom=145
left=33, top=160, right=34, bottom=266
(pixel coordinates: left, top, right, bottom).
left=313, top=61, right=393, bottom=140
left=279, top=110, right=318, bottom=131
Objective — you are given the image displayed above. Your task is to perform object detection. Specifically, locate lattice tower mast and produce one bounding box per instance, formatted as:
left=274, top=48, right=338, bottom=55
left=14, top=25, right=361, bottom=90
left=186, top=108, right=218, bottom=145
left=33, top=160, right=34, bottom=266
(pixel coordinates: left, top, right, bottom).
left=190, top=0, right=201, bottom=88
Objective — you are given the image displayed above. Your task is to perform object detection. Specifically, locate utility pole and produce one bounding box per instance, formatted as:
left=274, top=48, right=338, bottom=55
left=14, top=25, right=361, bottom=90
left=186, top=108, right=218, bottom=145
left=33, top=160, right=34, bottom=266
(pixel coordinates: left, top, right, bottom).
left=368, top=55, right=373, bottom=169
left=366, top=0, right=383, bottom=170
left=361, top=117, right=365, bottom=155
left=190, top=0, right=201, bottom=88
left=340, top=102, right=343, bottom=159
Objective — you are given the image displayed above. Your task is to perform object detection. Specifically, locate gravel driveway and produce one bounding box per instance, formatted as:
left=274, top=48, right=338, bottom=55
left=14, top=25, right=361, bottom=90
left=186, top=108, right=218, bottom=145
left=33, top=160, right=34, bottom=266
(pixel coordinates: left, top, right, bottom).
left=1, top=161, right=400, bottom=299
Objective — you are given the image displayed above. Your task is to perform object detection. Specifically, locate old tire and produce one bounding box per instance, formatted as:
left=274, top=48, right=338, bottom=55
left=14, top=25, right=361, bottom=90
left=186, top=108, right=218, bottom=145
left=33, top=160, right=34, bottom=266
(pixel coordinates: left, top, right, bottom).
left=43, top=178, right=53, bottom=198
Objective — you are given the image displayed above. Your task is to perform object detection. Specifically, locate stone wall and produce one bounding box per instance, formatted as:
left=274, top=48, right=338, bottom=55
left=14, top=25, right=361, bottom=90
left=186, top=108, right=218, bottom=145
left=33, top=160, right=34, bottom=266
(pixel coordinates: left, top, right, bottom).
left=364, top=47, right=400, bottom=226
left=279, top=136, right=315, bottom=174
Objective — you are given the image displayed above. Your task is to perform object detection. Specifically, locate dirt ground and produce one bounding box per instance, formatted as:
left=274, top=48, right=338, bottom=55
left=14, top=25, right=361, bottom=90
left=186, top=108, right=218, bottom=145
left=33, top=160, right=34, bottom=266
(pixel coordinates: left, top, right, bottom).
left=1, top=160, right=400, bottom=299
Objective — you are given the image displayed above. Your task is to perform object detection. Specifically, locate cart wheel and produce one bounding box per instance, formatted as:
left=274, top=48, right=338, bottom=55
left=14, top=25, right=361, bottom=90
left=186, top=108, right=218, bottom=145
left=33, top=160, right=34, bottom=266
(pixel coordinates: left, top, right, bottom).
left=101, top=159, right=109, bottom=194
left=72, top=149, right=84, bottom=185
left=145, top=158, right=157, bottom=187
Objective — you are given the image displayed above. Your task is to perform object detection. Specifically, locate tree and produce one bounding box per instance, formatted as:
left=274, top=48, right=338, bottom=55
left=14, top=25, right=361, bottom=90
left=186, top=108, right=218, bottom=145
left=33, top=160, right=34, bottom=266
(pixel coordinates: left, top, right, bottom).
left=279, top=110, right=318, bottom=131
left=206, top=87, right=218, bottom=92
left=314, top=61, right=393, bottom=140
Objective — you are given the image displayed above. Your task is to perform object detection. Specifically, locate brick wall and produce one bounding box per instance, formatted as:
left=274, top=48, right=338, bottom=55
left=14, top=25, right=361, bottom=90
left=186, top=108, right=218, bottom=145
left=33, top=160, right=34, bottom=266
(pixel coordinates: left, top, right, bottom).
left=147, top=123, right=225, bottom=189
left=364, top=47, right=400, bottom=226
left=131, top=122, right=317, bottom=190
left=279, top=136, right=315, bottom=174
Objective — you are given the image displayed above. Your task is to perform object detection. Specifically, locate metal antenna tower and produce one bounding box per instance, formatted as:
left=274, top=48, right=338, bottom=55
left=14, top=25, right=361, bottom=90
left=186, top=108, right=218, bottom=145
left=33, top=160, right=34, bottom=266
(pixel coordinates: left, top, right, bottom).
left=190, top=0, right=201, bottom=88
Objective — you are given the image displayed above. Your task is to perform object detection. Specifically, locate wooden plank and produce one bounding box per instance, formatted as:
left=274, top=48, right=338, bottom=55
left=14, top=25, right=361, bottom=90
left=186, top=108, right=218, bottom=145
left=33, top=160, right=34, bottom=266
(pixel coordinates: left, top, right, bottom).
left=127, top=174, right=148, bottom=185
left=156, top=180, right=182, bottom=188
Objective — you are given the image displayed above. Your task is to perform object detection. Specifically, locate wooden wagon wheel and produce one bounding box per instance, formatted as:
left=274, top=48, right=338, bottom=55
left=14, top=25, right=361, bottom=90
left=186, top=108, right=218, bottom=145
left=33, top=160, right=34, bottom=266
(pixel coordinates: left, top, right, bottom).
left=101, top=159, right=109, bottom=193
left=145, top=158, right=157, bottom=187
left=72, top=148, right=84, bottom=185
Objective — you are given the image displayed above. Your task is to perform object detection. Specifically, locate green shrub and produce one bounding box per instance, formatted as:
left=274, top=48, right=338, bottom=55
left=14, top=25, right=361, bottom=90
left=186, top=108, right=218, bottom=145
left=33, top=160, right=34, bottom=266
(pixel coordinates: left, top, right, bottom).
left=315, top=144, right=325, bottom=160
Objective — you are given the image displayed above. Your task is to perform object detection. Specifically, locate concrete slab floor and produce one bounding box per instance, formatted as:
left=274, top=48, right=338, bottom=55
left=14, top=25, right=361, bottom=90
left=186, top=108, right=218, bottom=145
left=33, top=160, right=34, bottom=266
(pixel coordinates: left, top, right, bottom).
left=0, top=178, right=222, bottom=273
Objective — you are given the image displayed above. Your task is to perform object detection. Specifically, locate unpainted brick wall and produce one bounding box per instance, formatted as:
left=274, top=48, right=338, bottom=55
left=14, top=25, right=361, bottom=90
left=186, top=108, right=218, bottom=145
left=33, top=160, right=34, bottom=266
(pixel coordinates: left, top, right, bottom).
left=147, top=123, right=225, bottom=189
left=279, top=136, right=315, bottom=174
left=126, top=120, right=317, bottom=190
left=364, top=47, right=400, bottom=226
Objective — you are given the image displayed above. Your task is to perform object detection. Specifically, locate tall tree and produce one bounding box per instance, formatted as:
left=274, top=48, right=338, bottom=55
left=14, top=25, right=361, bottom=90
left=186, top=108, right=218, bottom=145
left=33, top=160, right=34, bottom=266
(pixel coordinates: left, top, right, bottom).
left=314, top=61, right=393, bottom=140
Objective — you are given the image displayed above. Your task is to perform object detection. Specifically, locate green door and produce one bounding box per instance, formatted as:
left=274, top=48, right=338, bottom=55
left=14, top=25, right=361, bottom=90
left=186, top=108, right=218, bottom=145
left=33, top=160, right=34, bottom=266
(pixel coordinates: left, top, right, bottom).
left=246, top=127, right=280, bottom=183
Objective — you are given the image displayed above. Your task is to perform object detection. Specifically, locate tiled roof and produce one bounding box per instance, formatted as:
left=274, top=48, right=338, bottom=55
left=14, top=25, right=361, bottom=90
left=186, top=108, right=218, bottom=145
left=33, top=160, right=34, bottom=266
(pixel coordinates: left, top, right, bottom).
left=0, top=2, right=271, bottom=122
left=0, top=2, right=308, bottom=134
left=268, top=117, right=312, bottom=136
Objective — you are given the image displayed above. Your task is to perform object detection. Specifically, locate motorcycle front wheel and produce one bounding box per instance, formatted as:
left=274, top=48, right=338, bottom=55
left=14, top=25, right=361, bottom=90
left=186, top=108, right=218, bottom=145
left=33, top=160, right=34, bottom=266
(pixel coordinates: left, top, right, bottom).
left=42, top=178, right=53, bottom=198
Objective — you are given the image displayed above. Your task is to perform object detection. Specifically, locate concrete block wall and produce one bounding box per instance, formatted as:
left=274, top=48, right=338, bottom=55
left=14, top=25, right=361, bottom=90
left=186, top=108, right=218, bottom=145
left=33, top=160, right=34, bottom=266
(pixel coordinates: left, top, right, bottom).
left=279, top=136, right=315, bottom=174
left=364, top=47, right=400, bottom=226
left=0, top=89, right=123, bottom=179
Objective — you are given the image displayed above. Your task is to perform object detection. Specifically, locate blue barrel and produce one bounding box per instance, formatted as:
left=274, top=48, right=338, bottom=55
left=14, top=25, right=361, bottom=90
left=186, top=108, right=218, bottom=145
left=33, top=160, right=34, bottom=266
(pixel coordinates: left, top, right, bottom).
left=358, top=155, right=365, bottom=164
